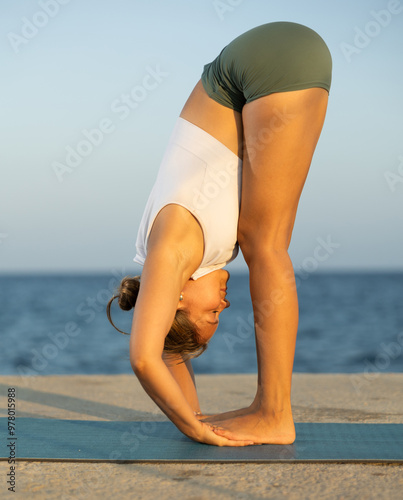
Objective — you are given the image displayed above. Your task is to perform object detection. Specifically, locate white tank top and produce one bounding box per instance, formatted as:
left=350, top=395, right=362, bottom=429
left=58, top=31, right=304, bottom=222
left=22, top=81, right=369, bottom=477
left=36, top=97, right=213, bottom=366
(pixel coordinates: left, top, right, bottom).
left=133, top=117, right=243, bottom=280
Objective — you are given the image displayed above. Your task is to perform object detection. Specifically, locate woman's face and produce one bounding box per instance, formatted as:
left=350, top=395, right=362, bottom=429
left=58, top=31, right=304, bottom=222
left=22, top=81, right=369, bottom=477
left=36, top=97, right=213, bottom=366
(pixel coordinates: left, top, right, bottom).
left=178, top=269, right=230, bottom=343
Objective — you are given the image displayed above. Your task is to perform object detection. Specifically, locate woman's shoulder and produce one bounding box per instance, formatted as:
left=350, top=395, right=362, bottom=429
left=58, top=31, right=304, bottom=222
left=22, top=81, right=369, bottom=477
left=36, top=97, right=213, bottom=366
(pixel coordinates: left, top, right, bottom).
left=147, top=204, right=204, bottom=274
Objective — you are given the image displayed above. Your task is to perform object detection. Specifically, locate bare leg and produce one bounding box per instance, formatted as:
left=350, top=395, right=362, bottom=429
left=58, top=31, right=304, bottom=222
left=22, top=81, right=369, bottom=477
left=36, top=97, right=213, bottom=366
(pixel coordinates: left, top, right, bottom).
left=211, top=88, right=329, bottom=444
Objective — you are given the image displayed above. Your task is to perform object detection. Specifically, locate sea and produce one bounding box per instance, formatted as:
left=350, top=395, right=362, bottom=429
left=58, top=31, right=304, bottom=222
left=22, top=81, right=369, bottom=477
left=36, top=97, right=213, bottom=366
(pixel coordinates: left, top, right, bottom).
left=1, top=272, right=402, bottom=376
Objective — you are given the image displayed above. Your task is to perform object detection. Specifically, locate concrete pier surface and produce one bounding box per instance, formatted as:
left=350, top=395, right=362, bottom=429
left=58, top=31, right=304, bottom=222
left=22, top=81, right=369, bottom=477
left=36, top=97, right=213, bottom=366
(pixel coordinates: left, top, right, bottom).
left=1, top=373, right=402, bottom=499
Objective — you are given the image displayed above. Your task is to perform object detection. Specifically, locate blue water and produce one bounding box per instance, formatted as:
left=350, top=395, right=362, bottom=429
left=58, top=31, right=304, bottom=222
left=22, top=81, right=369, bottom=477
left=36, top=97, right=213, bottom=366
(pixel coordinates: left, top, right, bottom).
left=1, top=272, right=402, bottom=375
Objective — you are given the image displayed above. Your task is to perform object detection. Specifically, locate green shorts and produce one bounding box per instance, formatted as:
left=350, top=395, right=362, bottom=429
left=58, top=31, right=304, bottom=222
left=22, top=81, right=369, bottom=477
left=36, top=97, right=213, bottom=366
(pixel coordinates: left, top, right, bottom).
left=201, top=22, right=332, bottom=113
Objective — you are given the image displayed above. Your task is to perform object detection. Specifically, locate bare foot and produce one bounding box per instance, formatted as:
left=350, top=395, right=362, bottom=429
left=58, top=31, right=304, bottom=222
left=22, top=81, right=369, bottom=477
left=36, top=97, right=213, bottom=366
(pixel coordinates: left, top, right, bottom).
left=200, top=406, right=254, bottom=423
left=209, top=410, right=296, bottom=445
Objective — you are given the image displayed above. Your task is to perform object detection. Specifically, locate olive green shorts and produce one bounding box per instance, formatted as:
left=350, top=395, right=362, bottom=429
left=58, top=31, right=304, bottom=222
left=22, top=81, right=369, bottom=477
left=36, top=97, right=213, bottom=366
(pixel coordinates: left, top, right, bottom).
left=201, top=22, right=332, bottom=113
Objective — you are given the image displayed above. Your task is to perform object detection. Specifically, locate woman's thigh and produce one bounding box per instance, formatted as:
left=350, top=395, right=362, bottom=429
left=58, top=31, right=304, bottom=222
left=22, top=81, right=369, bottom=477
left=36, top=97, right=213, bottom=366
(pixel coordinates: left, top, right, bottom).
left=238, top=87, right=329, bottom=260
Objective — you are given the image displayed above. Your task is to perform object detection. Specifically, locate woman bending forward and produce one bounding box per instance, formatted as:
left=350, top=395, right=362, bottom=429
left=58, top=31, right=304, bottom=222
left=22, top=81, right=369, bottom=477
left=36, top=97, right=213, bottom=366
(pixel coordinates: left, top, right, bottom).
left=108, top=22, right=332, bottom=446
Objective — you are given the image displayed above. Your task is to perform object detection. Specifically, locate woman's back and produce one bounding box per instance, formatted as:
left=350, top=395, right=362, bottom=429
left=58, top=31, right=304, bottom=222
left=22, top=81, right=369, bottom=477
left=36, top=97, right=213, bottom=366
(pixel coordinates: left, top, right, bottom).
left=134, top=117, right=242, bottom=280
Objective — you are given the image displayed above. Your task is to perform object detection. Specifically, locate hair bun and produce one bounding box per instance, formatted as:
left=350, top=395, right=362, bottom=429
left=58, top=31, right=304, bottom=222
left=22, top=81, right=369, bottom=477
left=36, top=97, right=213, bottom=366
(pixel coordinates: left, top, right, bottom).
left=106, top=275, right=141, bottom=335
left=118, top=276, right=140, bottom=311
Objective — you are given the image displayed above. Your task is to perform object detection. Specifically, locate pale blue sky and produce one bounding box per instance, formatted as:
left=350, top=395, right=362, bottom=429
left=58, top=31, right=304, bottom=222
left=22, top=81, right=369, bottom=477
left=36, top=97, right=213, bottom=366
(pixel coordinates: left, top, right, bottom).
left=1, top=0, right=402, bottom=274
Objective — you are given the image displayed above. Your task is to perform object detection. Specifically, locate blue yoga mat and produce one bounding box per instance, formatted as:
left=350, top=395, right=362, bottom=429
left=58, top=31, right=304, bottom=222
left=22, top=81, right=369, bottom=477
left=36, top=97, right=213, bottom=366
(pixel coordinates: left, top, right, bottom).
left=1, top=419, right=402, bottom=462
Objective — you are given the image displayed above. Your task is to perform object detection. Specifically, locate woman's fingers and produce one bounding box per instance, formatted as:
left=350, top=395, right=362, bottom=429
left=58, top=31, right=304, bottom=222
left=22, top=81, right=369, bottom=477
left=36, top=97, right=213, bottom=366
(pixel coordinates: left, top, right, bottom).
left=211, top=433, right=255, bottom=447
left=217, top=437, right=256, bottom=447
left=206, top=425, right=257, bottom=445
left=212, top=427, right=262, bottom=444
left=212, top=427, right=239, bottom=440
left=198, top=422, right=255, bottom=446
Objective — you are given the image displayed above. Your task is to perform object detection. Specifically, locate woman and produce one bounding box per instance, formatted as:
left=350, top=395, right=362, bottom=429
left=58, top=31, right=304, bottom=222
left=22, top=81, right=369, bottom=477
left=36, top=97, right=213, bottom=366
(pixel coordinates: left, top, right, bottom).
left=107, top=22, right=332, bottom=446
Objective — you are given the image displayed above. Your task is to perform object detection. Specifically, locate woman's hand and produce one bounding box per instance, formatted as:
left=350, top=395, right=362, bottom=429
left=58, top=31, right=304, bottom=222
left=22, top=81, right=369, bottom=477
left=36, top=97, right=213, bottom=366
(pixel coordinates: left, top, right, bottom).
left=187, top=420, right=255, bottom=447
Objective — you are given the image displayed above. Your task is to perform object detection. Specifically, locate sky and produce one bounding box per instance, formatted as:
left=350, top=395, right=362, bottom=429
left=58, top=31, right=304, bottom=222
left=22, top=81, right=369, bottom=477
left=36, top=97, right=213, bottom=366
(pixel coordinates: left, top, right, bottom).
left=1, top=0, right=402, bottom=274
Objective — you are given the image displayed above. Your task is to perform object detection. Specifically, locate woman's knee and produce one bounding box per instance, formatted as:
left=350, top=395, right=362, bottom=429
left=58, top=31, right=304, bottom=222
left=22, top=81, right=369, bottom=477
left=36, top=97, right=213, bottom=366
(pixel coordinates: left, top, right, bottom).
left=238, top=218, right=293, bottom=264
left=238, top=231, right=292, bottom=266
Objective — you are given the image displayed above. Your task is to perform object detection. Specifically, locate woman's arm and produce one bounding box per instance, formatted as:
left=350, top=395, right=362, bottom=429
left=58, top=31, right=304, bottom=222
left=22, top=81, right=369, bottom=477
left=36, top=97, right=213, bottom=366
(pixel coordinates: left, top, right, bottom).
left=163, top=355, right=223, bottom=420
left=130, top=205, right=253, bottom=446
left=162, top=354, right=201, bottom=415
